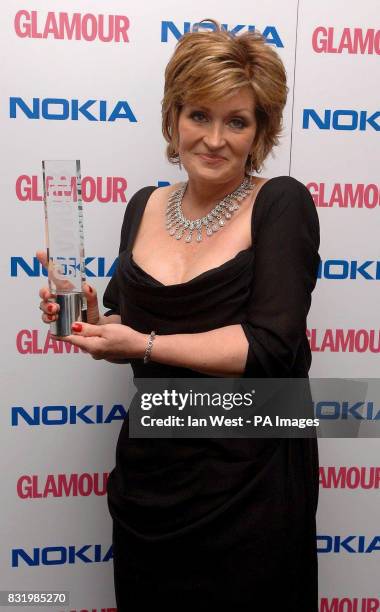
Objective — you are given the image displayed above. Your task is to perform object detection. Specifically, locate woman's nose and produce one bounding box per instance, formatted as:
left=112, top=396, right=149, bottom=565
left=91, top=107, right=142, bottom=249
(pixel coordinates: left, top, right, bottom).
left=203, top=123, right=226, bottom=149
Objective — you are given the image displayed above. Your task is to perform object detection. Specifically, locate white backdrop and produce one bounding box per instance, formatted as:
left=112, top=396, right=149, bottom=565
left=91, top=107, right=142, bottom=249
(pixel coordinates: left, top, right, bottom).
left=1, top=1, right=379, bottom=610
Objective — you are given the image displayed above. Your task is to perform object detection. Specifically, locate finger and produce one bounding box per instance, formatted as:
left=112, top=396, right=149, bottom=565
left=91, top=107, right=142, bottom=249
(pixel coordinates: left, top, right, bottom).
left=64, top=334, right=90, bottom=349
left=39, top=300, right=60, bottom=315
left=84, top=282, right=97, bottom=300
left=42, top=313, right=58, bottom=324
left=39, top=286, right=55, bottom=301
left=83, top=283, right=100, bottom=325
left=36, top=250, right=48, bottom=270
left=71, top=322, right=103, bottom=338
left=64, top=334, right=103, bottom=352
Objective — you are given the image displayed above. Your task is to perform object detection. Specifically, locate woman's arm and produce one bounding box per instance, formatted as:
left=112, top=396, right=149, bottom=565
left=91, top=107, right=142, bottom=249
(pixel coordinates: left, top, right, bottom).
left=148, top=178, right=320, bottom=378
left=66, top=321, right=247, bottom=374
left=147, top=324, right=249, bottom=377
left=98, top=314, right=121, bottom=325
left=70, top=178, right=320, bottom=375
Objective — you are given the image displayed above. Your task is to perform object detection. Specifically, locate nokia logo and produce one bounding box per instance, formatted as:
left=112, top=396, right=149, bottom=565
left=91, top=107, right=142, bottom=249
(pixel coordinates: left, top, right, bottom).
left=315, top=402, right=380, bottom=420
left=303, top=109, right=380, bottom=131
left=10, top=98, right=137, bottom=122
left=160, top=21, right=283, bottom=47
left=11, top=404, right=127, bottom=426
left=317, top=535, right=380, bottom=554
left=318, top=260, right=380, bottom=280
left=12, top=544, right=113, bottom=567
left=10, top=256, right=117, bottom=277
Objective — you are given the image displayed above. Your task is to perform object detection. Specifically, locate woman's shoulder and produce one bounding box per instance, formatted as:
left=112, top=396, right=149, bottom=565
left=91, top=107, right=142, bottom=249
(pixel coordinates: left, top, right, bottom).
left=119, top=183, right=183, bottom=250
left=126, top=184, right=158, bottom=212
left=126, top=182, right=182, bottom=215
left=252, top=175, right=319, bottom=238
left=258, top=175, right=312, bottom=201
left=255, top=175, right=316, bottom=218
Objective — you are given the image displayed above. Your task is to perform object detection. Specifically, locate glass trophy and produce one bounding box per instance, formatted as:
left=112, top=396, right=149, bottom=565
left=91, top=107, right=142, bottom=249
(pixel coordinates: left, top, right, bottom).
left=42, top=160, right=87, bottom=337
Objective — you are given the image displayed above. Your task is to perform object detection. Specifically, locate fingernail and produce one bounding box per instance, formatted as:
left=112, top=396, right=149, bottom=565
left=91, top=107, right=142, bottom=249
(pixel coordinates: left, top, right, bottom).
left=88, top=285, right=93, bottom=293
left=47, top=304, right=54, bottom=313
left=72, top=323, right=82, bottom=332
left=48, top=314, right=53, bottom=320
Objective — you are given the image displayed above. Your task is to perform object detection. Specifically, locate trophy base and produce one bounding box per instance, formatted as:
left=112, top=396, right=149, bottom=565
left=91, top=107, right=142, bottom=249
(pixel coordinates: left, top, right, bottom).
left=50, top=293, right=87, bottom=338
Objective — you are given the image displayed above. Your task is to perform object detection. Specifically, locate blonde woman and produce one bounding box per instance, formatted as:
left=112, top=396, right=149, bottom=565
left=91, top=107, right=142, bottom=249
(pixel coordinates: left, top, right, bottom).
left=38, top=20, right=320, bottom=611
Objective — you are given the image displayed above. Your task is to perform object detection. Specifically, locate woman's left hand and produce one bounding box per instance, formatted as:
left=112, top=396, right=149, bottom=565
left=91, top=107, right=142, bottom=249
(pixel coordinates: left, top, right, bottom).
left=66, top=322, right=145, bottom=361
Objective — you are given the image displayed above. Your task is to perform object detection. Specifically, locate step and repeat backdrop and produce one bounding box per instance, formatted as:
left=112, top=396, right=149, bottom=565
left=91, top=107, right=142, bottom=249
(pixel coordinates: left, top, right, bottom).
left=1, top=1, right=379, bottom=610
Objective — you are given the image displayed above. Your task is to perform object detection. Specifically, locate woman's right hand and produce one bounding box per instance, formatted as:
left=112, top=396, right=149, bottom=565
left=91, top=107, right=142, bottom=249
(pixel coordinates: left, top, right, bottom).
left=36, top=250, right=100, bottom=326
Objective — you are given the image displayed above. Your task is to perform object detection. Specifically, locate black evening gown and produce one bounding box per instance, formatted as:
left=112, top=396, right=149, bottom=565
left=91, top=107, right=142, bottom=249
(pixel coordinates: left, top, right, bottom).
left=103, top=176, right=321, bottom=612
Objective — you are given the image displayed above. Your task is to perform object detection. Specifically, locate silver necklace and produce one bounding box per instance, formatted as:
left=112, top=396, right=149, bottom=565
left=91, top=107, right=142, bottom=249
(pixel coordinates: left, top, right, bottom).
left=165, top=176, right=256, bottom=243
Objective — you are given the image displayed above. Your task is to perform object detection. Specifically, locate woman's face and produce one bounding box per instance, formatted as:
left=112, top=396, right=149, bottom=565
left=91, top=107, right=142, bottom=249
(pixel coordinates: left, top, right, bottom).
left=177, top=86, right=257, bottom=184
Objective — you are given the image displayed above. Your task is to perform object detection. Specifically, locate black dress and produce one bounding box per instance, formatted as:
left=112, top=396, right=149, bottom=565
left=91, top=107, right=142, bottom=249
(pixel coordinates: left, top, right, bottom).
left=103, top=176, right=321, bottom=612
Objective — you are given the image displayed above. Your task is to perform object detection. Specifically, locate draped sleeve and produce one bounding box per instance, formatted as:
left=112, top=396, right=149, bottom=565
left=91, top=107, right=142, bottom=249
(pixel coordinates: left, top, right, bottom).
left=241, top=176, right=320, bottom=377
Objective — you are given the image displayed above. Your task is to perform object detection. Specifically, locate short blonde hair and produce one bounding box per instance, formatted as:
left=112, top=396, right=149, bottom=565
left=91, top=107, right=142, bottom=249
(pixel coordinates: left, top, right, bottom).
left=162, top=20, right=288, bottom=173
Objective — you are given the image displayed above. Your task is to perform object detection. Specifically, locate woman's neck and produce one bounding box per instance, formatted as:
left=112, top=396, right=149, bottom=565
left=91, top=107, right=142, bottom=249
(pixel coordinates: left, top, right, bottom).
left=181, top=173, right=247, bottom=219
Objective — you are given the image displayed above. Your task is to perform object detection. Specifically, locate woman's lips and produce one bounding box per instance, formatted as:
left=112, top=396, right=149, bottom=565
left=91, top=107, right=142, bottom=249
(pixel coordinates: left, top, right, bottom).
left=198, top=154, right=226, bottom=163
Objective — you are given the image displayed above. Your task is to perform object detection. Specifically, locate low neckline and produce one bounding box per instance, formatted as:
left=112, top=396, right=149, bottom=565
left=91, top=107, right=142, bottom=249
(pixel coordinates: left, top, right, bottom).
left=127, top=177, right=274, bottom=289
left=129, top=247, right=253, bottom=288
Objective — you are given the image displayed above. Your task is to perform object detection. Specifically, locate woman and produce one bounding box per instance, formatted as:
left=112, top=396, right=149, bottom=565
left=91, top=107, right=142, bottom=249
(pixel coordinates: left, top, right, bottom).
left=38, top=21, right=320, bottom=611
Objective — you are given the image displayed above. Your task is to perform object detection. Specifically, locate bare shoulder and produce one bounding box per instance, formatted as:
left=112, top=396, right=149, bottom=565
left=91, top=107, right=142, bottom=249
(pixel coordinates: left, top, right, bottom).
left=146, top=182, right=183, bottom=214
left=141, top=182, right=183, bottom=225
left=254, top=176, right=270, bottom=192
left=243, top=176, right=269, bottom=212
left=155, top=182, right=183, bottom=198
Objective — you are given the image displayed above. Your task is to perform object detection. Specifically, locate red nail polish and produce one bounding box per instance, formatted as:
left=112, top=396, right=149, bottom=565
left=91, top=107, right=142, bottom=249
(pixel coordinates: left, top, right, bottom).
left=88, top=286, right=93, bottom=293
left=72, top=323, right=82, bottom=332
left=47, top=304, right=54, bottom=313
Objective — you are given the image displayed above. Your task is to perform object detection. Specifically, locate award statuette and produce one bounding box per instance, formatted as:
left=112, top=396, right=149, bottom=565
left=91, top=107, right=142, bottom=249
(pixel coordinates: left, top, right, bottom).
left=42, top=160, right=87, bottom=337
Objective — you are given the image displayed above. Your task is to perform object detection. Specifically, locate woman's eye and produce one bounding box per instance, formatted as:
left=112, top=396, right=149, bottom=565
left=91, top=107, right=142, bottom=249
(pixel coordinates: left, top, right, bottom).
left=229, top=118, right=246, bottom=129
left=190, top=111, right=207, bottom=122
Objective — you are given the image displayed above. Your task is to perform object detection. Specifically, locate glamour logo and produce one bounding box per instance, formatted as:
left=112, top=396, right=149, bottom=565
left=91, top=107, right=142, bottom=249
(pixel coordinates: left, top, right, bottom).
left=11, top=404, right=127, bottom=426
left=161, top=21, right=283, bottom=47
left=16, top=175, right=128, bottom=203
left=307, top=329, right=380, bottom=353
left=303, top=109, right=380, bottom=131
left=307, top=182, right=380, bottom=209
left=319, top=467, right=380, bottom=489
left=12, top=545, right=113, bottom=567
left=318, top=260, right=380, bottom=280
left=14, top=10, right=130, bottom=42
left=17, top=472, right=109, bottom=498
left=317, top=535, right=380, bottom=554
left=11, top=256, right=117, bottom=277
left=312, top=27, right=380, bottom=54
left=16, top=330, right=82, bottom=355
left=315, top=402, right=380, bottom=420
left=320, top=598, right=380, bottom=612
left=10, top=98, right=137, bottom=122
